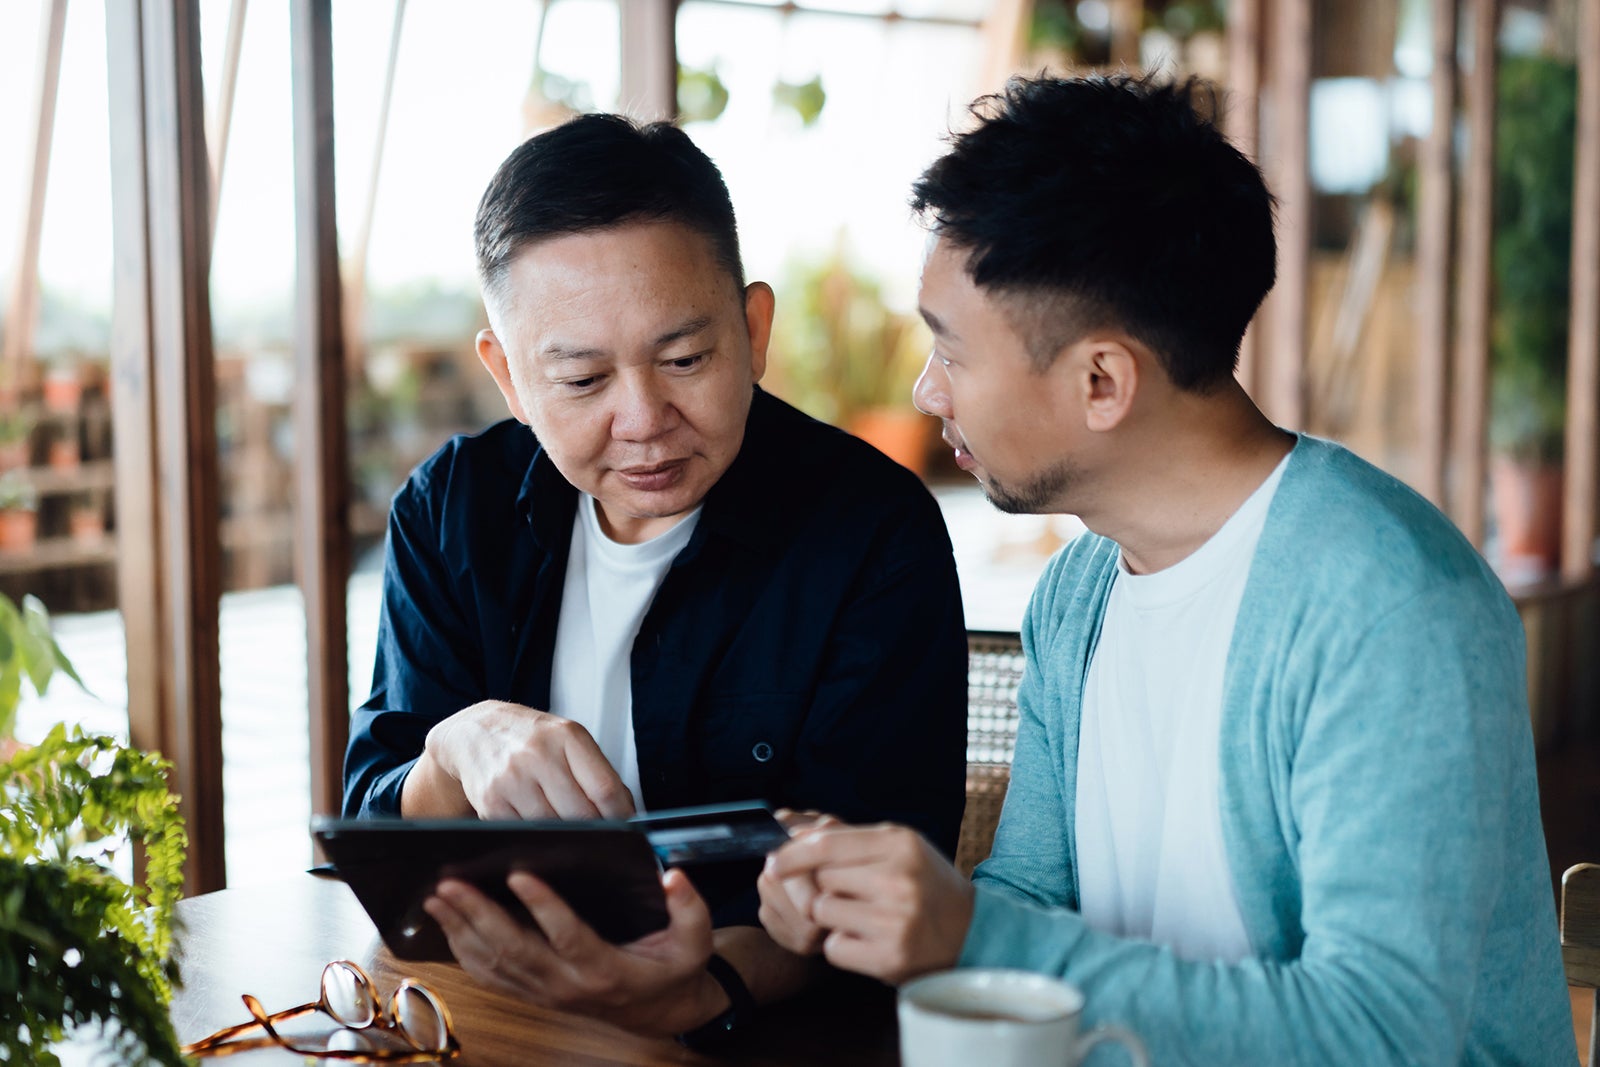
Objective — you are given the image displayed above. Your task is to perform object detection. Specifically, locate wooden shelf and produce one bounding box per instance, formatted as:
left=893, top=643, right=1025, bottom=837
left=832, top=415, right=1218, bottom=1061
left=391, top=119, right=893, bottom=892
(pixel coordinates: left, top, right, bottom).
left=21, top=460, right=116, bottom=496
left=0, top=537, right=116, bottom=575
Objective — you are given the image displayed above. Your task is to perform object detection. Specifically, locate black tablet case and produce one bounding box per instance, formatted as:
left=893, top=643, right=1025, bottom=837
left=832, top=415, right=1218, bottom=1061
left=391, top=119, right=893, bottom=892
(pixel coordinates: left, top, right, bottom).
left=313, top=819, right=670, bottom=961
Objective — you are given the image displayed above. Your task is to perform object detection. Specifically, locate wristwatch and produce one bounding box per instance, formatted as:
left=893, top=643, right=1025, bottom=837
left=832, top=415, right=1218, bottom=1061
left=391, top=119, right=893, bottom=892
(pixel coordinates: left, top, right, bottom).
left=676, top=952, right=757, bottom=1051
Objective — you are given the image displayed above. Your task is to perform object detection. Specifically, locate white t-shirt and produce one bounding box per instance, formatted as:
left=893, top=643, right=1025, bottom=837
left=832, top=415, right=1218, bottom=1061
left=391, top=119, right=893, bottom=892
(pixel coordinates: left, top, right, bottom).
left=548, top=494, right=701, bottom=812
left=1074, top=456, right=1289, bottom=963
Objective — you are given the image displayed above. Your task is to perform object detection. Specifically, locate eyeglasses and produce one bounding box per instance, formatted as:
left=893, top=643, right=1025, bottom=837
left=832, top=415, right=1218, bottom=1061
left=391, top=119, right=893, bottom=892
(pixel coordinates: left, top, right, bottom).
left=182, top=959, right=460, bottom=1061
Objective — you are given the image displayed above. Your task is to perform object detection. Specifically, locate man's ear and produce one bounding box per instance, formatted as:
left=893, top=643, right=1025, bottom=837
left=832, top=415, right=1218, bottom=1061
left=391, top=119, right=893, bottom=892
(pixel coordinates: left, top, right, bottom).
left=1077, top=340, right=1138, bottom=433
left=743, top=282, right=775, bottom=383
left=476, top=328, right=531, bottom=424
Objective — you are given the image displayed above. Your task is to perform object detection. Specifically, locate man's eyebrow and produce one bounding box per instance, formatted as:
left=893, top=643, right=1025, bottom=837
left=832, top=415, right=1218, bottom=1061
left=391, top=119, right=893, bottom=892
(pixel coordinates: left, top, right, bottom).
left=539, top=315, right=715, bottom=361
left=919, top=308, right=957, bottom=341
left=654, top=315, right=714, bottom=347
left=542, top=343, right=606, bottom=361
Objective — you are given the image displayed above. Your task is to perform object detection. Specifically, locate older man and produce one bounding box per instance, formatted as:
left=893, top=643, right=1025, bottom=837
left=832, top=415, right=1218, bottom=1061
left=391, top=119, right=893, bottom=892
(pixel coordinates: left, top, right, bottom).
left=761, top=75, right=1573, bottom=1065
left=344, top=114, right=966, bottom=1045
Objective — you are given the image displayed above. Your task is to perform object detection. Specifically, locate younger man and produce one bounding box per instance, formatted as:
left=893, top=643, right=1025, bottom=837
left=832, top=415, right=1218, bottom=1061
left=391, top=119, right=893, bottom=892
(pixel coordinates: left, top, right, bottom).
left=762, top=75, right=1573, bottom=1064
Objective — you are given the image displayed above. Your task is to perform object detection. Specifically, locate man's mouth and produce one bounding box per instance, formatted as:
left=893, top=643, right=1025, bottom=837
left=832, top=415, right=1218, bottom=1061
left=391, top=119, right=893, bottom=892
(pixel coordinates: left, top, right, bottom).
left=615, top=459, right=689, bottom=490
left=943, top=431, right=976, bottom=472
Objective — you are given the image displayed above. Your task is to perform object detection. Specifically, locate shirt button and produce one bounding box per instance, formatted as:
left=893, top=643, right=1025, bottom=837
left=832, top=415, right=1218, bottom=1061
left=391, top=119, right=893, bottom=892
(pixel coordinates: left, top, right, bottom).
left=751, top=742, right=773, bottom=763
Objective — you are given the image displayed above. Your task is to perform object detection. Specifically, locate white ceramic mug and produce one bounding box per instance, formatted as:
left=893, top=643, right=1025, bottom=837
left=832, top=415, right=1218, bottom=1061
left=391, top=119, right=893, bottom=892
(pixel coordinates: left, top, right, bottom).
left=898, top=968, right=1148, bottom=1067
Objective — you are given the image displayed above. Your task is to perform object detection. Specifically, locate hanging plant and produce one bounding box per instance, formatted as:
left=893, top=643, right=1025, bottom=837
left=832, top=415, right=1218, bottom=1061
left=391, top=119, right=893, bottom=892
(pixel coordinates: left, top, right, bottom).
left=677, top=63, right=730, bottom=125
left=772, top=75, right=826, bottom=127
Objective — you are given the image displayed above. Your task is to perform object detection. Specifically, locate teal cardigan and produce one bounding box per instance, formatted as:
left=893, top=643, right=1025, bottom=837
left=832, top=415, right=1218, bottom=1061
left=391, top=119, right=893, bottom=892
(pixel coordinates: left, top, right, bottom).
left=961, top=436, right=1575, bottom=1065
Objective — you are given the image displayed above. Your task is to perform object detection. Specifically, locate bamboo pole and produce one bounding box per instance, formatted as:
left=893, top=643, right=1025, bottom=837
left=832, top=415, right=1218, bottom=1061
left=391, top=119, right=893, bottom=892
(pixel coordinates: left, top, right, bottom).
left=342, top=0, right=407, bottom=378
left=2, top=0, right=69, bottom=401
left=207, top=0, right=247, bottom=234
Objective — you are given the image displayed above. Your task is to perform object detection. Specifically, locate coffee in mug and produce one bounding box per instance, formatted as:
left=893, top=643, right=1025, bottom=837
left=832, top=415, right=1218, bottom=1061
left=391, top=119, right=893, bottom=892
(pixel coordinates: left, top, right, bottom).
left=897, top=968, right=1147, bottom=1067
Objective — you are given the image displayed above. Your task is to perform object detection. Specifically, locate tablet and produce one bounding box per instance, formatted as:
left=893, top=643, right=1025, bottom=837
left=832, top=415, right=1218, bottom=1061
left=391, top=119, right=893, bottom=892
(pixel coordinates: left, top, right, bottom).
left=313, top=800, right=790, bottom=962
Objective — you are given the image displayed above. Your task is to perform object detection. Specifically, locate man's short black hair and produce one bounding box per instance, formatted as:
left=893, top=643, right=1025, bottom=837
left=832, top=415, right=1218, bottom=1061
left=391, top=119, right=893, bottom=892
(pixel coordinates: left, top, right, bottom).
left=911, top=74, right=1276, bottom=391
left=474, top=114, right=745, bottom=303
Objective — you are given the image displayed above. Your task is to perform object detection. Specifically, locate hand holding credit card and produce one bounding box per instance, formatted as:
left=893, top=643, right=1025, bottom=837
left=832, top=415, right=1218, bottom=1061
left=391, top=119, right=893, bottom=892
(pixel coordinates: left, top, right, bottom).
left=313, top=801, right=789, bottom=961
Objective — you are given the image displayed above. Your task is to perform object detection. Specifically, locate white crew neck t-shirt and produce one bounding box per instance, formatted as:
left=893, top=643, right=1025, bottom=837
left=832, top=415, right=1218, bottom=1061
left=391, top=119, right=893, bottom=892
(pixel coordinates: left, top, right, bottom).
left=1075, top=456, right=1289, bottom=963
left=548, top=494, right=701, bottom=812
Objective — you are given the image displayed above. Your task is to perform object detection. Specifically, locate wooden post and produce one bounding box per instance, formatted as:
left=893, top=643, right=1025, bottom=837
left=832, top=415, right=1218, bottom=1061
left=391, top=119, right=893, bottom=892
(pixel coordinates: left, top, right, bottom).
left=1226, top=0, right=1264, bottom=396
left=2, top=0, right=68, bottom=400
left=619, top=0, right=678, bottom=122
left=1415, top=0, right=1457, bottom=506
left=1259, top=0, right=1311, bottom=429
left=105, top=0, right=165, bottom=835
left=1112, top=0, right=1143, bottom=70
left=290, top=0, right=352, bottom=826
left=976, top=0, right=1031, bottom=92
left=106, top=0, right=227, bottom=895
left=1453, top=0, right=1499, bottom=547
left=1564, top=0, right=1600, bottom=583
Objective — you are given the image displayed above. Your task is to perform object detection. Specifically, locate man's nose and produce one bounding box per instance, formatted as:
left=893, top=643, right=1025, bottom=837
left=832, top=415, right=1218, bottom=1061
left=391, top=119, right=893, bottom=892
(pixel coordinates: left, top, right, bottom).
left=611, top=373, right=679, bottom=441
left=911, top=351, right=952, bottom=419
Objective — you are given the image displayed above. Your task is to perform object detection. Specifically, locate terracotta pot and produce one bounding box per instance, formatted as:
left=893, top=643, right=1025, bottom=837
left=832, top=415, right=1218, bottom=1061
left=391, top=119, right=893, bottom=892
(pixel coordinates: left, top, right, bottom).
left=42, top=369, right=83, bottom=415
left=48, top=438, right=79, bottom=470
left=69, top=507, right=105, bottom=546
left=1490, top=454, right=1563, bottom=579
left=0, top=508, right=38, bottom=554
left=848, top=407, right=935, bottom=475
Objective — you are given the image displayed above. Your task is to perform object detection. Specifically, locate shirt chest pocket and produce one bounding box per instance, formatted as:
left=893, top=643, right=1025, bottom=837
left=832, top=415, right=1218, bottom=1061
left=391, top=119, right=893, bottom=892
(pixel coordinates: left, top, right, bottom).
left=694, top=693, right=806, bottom=795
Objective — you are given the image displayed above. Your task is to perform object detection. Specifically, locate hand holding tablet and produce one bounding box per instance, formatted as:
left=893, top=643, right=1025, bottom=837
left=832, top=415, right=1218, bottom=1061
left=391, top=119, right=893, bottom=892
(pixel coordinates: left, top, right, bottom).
left=313, top=801, right=789, bottom=961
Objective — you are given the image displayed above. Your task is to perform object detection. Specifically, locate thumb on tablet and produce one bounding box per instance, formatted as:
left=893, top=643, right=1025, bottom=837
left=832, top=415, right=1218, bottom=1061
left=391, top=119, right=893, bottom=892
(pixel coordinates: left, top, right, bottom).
left=661, top=868, right=712, bottom=943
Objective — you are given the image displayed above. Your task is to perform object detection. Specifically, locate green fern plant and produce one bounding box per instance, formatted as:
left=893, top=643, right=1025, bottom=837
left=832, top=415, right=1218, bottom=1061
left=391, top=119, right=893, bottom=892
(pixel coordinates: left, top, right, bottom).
left=0, top=593, right=83, bottom=743
left=0, top=594, right=189, bottom=1065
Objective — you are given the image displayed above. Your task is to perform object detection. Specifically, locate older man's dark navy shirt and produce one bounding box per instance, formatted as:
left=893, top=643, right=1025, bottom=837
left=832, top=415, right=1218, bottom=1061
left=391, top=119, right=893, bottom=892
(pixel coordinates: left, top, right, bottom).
left=344, top=388, right=969, bottom=895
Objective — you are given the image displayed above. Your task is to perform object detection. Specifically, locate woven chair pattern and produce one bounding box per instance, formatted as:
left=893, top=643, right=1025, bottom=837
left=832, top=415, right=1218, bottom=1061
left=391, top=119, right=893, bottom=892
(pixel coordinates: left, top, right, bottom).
left=955, top=631, right=1025, bottom=878
left=1563, top=862, right=1599, bottom=1066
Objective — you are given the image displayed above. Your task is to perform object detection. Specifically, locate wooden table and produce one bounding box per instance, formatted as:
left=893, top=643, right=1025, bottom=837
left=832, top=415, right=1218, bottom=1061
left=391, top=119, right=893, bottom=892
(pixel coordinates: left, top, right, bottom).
left=161, top=873, right=898, bottom=1065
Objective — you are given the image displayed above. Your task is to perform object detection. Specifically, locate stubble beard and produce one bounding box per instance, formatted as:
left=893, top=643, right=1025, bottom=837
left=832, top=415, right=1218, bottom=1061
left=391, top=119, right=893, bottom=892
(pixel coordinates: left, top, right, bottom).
left=982, top=459, right=1075, bottom=515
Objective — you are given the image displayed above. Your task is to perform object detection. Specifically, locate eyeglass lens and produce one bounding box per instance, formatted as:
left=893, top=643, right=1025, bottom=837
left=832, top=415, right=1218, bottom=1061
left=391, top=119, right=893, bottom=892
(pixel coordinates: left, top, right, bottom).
left=393, top=985, right=449, bottom=1053
left=322, top=961, right=378, bottom=1028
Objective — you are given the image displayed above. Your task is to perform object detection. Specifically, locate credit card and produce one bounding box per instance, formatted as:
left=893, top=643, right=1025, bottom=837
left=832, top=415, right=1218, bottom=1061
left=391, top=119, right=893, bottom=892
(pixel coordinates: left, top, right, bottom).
left=632, top=801, right=792, bottom=867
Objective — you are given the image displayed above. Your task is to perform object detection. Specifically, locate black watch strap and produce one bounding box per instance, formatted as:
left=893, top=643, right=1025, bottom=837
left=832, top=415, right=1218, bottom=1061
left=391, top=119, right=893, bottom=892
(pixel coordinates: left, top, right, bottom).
left=676, top=953, right=756, bottom=1051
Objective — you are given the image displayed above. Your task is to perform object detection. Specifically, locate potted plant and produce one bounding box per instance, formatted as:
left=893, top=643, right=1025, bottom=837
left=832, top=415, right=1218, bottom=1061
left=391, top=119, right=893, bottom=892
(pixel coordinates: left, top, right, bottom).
left=0, top=408, right=36, bottom=471
left=69, top=490, right=105, bottom=546
left=47, top=422, right=80, bottom=472
left=41, top=354, right=86, bottom=416
left=0, top=471, right=39, bottom=555
left=771, top=243, right=936, bottom=472
left=0, top=592, right=189, bottom=1065
left=1489, top=54, right=1578, bottom=579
